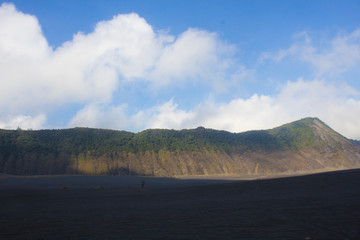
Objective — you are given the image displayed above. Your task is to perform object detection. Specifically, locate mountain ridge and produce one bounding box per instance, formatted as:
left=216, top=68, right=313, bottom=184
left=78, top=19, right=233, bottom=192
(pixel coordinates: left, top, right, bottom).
left=1, top=117, right=360, bottom=176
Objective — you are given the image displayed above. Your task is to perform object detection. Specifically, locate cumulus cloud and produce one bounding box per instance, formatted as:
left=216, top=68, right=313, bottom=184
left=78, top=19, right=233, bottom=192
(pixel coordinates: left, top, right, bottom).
left=68, top=103, right=130, bottom=130
left=145, top=99, right=196, bottom=129
left=0, top=3, right=51, bottom=59
left=66, top=79, right=360, bottom=139
left=0, top=3, right=241, bottom=129
left=150, top=29, right=237, bottom=89
left=0, top=114, right=47, bottom=130
left=261, top=30, right=360, bottom=77
left=145, top=80, right=360, bottom=139
left=1, top=3, right=359, bottom=140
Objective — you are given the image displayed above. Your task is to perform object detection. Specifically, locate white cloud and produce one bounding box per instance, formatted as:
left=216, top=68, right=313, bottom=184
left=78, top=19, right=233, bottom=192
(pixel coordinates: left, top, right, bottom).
left=0, top=3, right=241, bottom=128
left=68, top=103, right=130, bottom=130
left=261, top=30, right=360, bottom=77
left=150, top=28, right=237, bottom=89
left=302, top=30, right=360, bottom=76
left=0, top=3, right=51, bottom=59
left=1, top=3, right=359, bottom=140
left=67, top=79, right=360, bottom=139
left=144, top=79, right=360, bottom=139
left=0, top=114, right=47, bottom=130
left=276, top=79, right=360, bottom=138
left=144, top=94, right=284, bottom=132
left=145, top=99, right=195, bottom=129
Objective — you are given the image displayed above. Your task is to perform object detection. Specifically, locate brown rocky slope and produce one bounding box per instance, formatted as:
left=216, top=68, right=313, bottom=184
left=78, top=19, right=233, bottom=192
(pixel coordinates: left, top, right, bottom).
left=0, top=117, right=359, bottom=176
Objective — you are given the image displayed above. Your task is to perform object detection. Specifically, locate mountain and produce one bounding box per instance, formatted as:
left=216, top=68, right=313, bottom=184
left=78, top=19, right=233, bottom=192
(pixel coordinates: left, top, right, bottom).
left=0, top=117, right=359, bottom=176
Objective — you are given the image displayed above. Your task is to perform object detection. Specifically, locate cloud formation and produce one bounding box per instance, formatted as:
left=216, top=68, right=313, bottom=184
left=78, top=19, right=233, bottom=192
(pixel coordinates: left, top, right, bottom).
left=0, top=3, right=359, bottom=140
left=261, top=30, right=360, bottom=77
left=67, top=79, right=360, bottom=139
left=0, top=114, right=47, bottom=130
left=0, top=3, right=239, bottom=128
left=144, top=79, right=360, bottom=139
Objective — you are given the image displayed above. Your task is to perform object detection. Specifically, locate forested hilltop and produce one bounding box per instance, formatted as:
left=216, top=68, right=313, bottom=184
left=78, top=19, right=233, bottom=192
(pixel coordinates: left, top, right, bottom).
left=1, top=117, right=360, bottom=176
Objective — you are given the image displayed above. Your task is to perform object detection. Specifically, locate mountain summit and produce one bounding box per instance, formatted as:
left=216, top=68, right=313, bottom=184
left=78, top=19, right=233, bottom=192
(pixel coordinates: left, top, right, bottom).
left=1, top=117, right=359, bottom=176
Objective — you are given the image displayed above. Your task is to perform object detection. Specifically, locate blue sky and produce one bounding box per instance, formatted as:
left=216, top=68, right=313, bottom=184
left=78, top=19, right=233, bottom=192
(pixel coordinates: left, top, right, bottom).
left=1, top=0, right=360, bottom=139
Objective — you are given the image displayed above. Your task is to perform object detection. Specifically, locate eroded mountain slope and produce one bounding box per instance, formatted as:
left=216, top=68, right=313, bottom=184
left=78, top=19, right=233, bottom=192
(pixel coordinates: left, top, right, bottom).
left=0, top=117, right=359, bottom=176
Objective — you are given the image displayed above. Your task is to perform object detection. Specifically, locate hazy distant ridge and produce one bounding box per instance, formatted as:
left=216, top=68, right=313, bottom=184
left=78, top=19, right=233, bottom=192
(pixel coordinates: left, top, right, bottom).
left=1, top=117, right=360, bottom=176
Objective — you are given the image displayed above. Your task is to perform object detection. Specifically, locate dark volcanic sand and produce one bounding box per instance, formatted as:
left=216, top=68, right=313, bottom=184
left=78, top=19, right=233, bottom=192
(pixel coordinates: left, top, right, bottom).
left=1, top=170, right=360, bottom=239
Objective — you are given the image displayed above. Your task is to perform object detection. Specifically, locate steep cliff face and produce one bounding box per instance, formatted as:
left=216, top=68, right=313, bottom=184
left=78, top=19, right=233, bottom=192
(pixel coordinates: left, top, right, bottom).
left=0, top=118, right=359, bottom=176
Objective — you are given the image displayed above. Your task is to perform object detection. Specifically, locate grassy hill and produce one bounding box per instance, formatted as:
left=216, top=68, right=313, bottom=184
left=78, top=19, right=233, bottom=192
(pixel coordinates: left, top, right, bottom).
left=1, top=117, right=360, bottom=176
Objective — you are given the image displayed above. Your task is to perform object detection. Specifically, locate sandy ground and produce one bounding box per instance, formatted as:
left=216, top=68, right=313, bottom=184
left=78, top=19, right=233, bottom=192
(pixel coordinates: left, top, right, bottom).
left=1, top=170, right=360, bottom=239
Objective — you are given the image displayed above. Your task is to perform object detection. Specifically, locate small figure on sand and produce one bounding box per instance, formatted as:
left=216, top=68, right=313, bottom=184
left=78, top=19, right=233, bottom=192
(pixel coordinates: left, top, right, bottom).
left=141, top=180, right=146, bottom=189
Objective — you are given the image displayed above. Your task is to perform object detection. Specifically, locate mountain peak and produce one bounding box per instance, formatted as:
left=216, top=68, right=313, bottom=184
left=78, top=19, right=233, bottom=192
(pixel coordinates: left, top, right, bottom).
left=1, top=117, right=360, bottom=176
left=296, top=117, right=351, bottom=147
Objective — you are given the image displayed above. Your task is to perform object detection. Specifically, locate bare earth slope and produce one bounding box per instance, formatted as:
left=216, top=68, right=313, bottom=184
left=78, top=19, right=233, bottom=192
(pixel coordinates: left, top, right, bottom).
left=235, top=118, right=360, bottom=175
left=1, top=117, right=360, bottom=176
left=1, top=169, right=360, bottom=239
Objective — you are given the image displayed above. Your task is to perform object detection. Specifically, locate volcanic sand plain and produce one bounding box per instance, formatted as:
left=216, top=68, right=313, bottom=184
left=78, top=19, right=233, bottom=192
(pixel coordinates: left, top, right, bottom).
left=1, top=169, right=360, bottom=239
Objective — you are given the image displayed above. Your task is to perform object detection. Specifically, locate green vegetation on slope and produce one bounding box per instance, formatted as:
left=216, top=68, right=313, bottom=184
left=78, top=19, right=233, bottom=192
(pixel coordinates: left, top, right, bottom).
left=268, top=118, right=317, bottom=150
left=0, top=117, right=358, bottom=176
